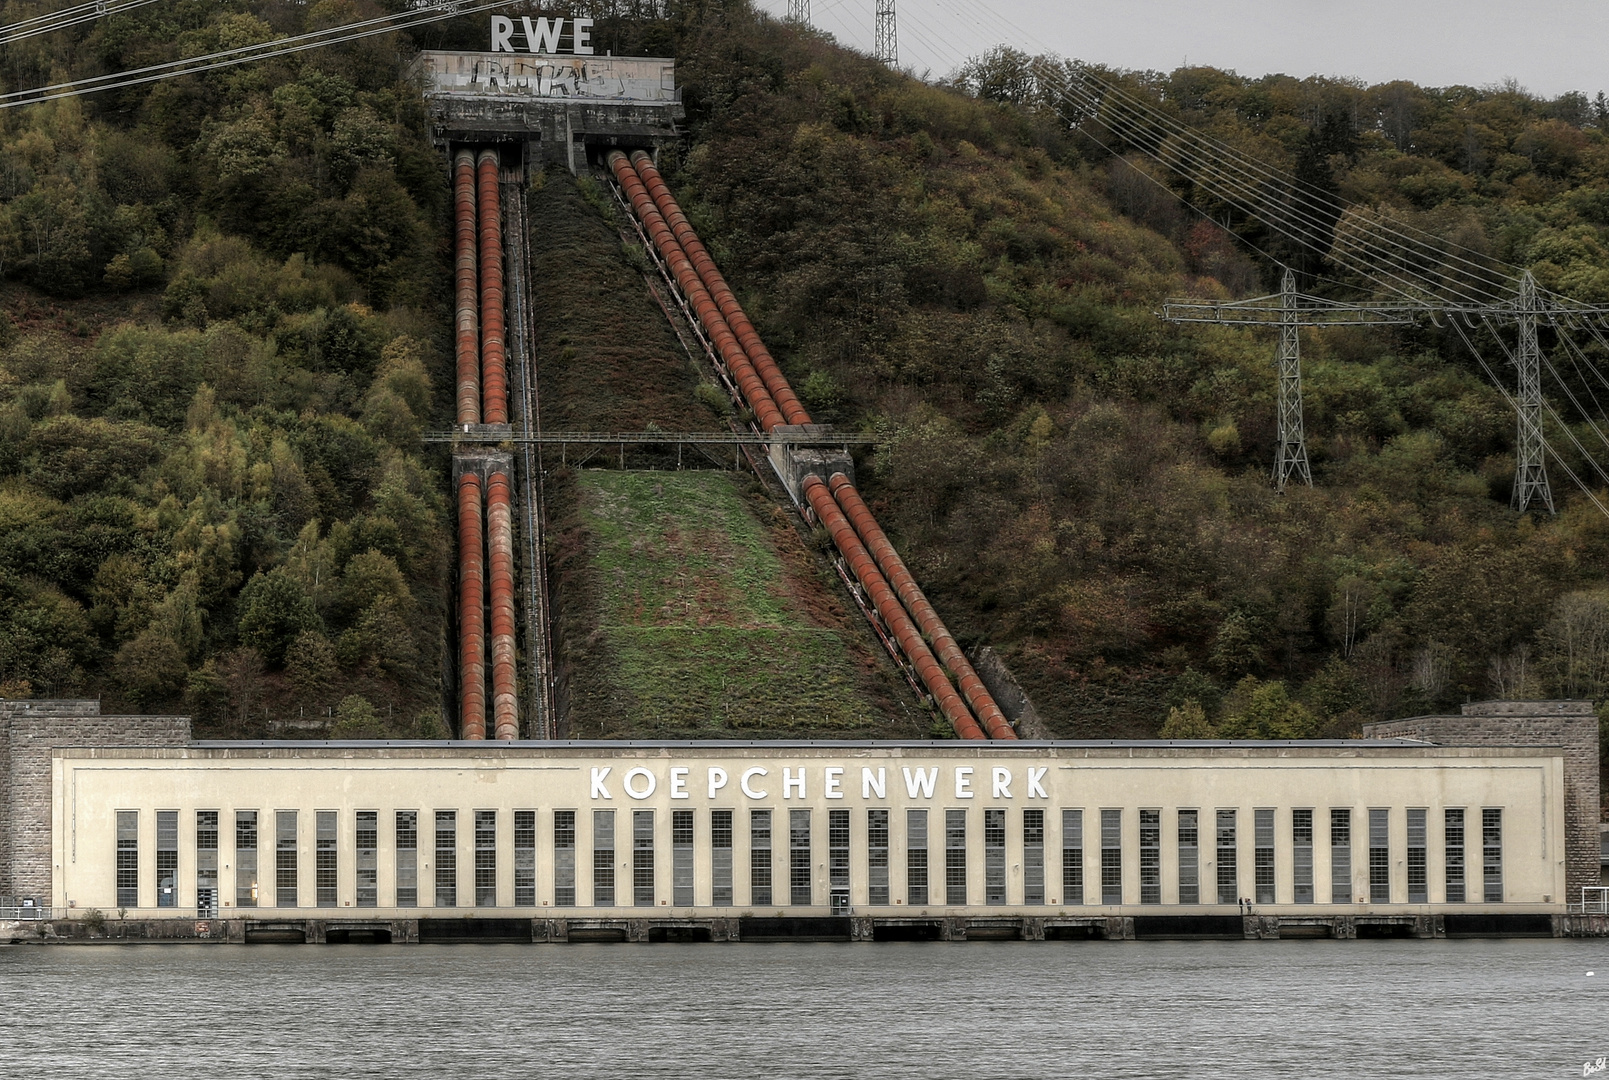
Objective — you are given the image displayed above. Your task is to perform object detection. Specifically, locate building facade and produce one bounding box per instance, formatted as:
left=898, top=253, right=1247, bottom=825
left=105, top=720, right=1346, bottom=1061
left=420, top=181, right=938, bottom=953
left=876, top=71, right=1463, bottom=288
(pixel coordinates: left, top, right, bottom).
left=51, top=738, right=1568, bottom=919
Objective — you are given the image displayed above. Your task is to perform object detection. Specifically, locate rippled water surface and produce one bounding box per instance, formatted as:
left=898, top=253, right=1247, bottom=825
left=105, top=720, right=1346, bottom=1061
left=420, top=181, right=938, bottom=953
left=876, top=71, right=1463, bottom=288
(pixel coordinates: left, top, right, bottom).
left=3, top=938, right=1607, bottom=1077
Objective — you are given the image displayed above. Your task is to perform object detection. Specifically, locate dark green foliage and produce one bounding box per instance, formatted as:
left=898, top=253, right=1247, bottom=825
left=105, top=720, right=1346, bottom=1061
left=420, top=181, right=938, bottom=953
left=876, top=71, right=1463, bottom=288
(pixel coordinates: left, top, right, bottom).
left=237, top=570, right=321, bottom=667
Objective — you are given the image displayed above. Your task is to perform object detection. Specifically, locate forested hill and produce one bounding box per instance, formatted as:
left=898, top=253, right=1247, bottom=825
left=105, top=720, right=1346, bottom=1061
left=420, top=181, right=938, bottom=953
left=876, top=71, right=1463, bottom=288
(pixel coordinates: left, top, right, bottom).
left=0, top=2, right=1606, bottom=757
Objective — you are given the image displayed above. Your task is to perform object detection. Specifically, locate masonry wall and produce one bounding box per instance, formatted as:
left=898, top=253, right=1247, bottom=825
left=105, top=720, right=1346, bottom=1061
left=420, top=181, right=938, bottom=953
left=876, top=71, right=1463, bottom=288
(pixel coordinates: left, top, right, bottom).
left=0, top=701, right=189, bottom=899
left=1364, top=700, right=1601, bottom=901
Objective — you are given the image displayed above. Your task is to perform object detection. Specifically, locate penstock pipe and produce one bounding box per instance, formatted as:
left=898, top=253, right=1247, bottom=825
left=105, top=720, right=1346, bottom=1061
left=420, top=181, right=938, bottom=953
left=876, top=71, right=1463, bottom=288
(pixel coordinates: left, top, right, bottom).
left=477, top=149, right=509, bottom=425
left=454, top=149, right=480, bottom=426
left=457, top=471, right=487, bottom=739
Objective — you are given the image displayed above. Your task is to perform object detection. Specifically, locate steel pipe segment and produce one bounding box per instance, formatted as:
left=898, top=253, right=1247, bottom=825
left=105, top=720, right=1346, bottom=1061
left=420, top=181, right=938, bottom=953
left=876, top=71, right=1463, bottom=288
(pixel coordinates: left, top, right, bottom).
left=454, top=149, right=480, bottom=425
left=800, top=474, right=986, bottom=740
left=477, top=149, right=509, bottom=425
left=827, top=473, right=1016, bottom=739
left=606, top=151, right=786, bottom=432
left=457, top=471, right=487, bottom=739
left=486, top=470, right=519, bottom=741
left=628, top=151, right=811, bottom=426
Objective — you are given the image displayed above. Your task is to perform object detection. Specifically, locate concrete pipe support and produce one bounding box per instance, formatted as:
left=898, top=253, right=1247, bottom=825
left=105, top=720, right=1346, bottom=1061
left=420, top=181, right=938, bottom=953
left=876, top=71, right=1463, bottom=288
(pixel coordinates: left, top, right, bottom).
left=477, top=150, right=509, bottom=425
left=828, top=474, right=1015, bottom=740
left=454, top=149, right=480, bottom=425
left=457, top=471, right=487, bottom=740
left=607, top=151, right=786, bottom=432
left=800, top=475, right=986, bottom=740
left=486, top=470, right=520, bottom=741
left=628, top=151, right=811, bottom=426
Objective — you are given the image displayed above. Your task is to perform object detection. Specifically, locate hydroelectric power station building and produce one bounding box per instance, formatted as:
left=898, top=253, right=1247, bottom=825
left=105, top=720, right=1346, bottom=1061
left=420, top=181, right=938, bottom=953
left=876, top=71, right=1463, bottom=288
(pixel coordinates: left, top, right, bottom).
left=2, top=699, right=1603, bottom=942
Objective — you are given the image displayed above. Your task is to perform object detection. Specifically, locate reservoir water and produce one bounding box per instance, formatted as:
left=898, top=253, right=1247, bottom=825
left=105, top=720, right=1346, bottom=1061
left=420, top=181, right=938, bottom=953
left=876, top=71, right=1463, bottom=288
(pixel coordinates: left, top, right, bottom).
left=2, top=939, right=1606, bottom=1077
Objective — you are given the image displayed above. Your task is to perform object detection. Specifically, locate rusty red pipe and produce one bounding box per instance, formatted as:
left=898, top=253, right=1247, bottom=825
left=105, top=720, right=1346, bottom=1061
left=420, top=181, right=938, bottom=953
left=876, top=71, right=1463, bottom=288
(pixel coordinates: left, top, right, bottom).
left=477, top=149, right=509, bottom=425
left=629, top=151, right=812, bottom=426
left=487, top=470, right=519, bottom=740
left=454, top=149, right=480, bottom=426
left=458, top=471, right=487, bottom=739
left=607, top=150, right=787, bottom=432
left=828, top=473, right=1015, bottom=739
left=801, top=474, right=985, bottom=740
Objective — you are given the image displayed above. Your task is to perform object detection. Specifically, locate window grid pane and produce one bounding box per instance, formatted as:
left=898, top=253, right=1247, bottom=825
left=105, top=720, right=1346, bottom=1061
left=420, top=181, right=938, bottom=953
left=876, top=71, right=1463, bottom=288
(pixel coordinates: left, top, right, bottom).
left=1215, top=809, right=1236, bottom=906
left=828, top=809, right=850, bottom=912
left=984, top=809, right=1006, bottom=905
left=1482, top=808, right=1503, bottom=903
left=1177, top=809, right=1198, bottom=905
left=1369, top=808, right=1390, bottom=904
left=867, top=810, right=890, bottom=906
left=1406, top=808, right=1427, bottom=904
left=355, top=811, right=377, bottom=908
left=554, top=810, right=576, bottom=907
left=1291, top=809, right=1313, bottom=904
left=593, top=810, right=615, bottom=906
left=475, top=810, right=496, bottom=908
left=514, top=810, right=536, bottom=907
left=1023, top=809, right=1044, bottom=906
left=673, top=810, right=695, bottom=907
left=434, top=811, right=457, bottom=908
left=633, top=810, right=655, bottom=907
left=1254, top=808, right=1274, bottom=905
left=156, top=810, right=178, bottom=909
left=1330, top=809, right=1352, bottom=904
left=750, top=810, right=772, bottom=906
left=1139, top=809, right=1160, bottom=905
left=315, top=810, right=337, bottom=908
left=395, top=811, right=417, bottom=908
left=711, top=810, right=733, bottom=907
left=196, top=810, right=219, bottom=918
left=1062, top=809, right=1084, bottom=905
left=276, top=810, right=298, bottom=908
left=906, top=810, right=928, bottom=906
left=1444, top=808, right=1465, bottom=904
left=1100, top=809, right=1121, bottom=906
left=116, top=810, right=139, bottom=909
left=945, top=810, right=967, bottom=906
left=790, top=810, right=812, bottom=906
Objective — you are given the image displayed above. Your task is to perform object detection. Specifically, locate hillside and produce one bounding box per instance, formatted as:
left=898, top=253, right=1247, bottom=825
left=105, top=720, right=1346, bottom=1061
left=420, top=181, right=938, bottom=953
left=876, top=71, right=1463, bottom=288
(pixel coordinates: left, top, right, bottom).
left=0, top=2, right=1606, bottom=764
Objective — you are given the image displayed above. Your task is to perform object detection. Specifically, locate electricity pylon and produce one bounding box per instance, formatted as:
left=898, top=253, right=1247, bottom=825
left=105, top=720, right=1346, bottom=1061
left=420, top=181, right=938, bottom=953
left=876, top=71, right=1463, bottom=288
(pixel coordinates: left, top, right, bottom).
left=787, top=0, right=810, bottom=24
left=1162, top=268, right=1417, bottom=492
left=874, top=0, right=897, bottom=67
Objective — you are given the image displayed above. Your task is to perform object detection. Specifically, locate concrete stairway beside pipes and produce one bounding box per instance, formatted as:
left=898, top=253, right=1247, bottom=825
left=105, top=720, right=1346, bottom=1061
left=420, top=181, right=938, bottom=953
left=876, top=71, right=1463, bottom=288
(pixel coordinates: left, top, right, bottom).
left=608, top=149, right=1014, bottom=740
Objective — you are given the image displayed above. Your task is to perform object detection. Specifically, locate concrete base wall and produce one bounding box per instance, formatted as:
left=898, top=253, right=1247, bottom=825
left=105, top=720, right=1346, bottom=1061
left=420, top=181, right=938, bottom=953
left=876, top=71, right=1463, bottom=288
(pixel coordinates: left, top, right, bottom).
left=1363, top=700, right=1600, bottom=902
left=0, top=701, right=189, bottom=899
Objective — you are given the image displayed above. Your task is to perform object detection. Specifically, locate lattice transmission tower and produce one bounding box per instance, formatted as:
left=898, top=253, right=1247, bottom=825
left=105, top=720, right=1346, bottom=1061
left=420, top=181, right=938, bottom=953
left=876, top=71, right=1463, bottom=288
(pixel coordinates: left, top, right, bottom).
left=787, top=0, right=810, bottom=24
left=874, top=0, right=897, bottom=67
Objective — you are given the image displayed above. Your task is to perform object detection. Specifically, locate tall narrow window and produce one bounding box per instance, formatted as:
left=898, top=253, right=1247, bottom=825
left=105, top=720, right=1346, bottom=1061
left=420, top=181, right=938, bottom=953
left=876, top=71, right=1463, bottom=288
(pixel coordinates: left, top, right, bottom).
left=395, top=811, right=417, bottom=907
left=475, top=810, right=496, bottom=907
left=1407, top=809, right=1427, bottom=904
left=116, top=810, right=139, bottom=909
left=434, top=810, right=457, bottom=907
left=1369, top=808, right=1390, bottom=903
left=790, top=810, right=812, bottom=906
left=984, top=809, right=1006, bottom=905
left=828, top=809, right=850, bottom=913
left=196, top=811, right=219, bottom=918
left=1101, top=810, right=1122, bottom=905
left=1292, top=809, right=1313, bottom=904
left=906, top=809, right=928, bottom=906
left=867, top=810, right=890, bottom=906
left=514, top=810, right=536, bottom=907
left=945, top=810, right=968, bottom=906
left=156, top=810, right=178, bottom=909
left=1254, top=808, right=1275, bottom=905
left=1215, top=809, right=1236, bottom=905
left=592, top=809, right=615, bottom=906
left=236, top=811, right=259, bottom=908
left=1444, top=808, right=1465, bottom=903
left=750, top=810, right=772, bottom=906
left=1330, top=809, right=1352, bottom=904
left=316, top=811, right=338, bottom=907
left=554, top=810, right=576, bottom=907
left=1062, top=809, right=1084, bottom=904
left=633, top=810, right=655, bottom=907
left=1482, top=808, right=1503, bottom=903
left=711, top=810, right=734, bottom=906
left=1139, top=809, right=1160, bottom=905
left=1177, top=810, right=1198, bottom=905
left=356, top=811, right=377, bottom=908
left=1023, top=809, right=1045, bottom=906
left=673, top=810, right=695, bottom=907
left=276, top=810, right=298, bottom=908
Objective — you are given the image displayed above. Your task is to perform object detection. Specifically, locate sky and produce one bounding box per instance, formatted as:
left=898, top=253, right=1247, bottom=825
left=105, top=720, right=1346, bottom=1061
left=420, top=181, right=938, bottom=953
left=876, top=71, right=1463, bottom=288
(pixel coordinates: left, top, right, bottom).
left=754, top=0, right=1609, bottom=99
